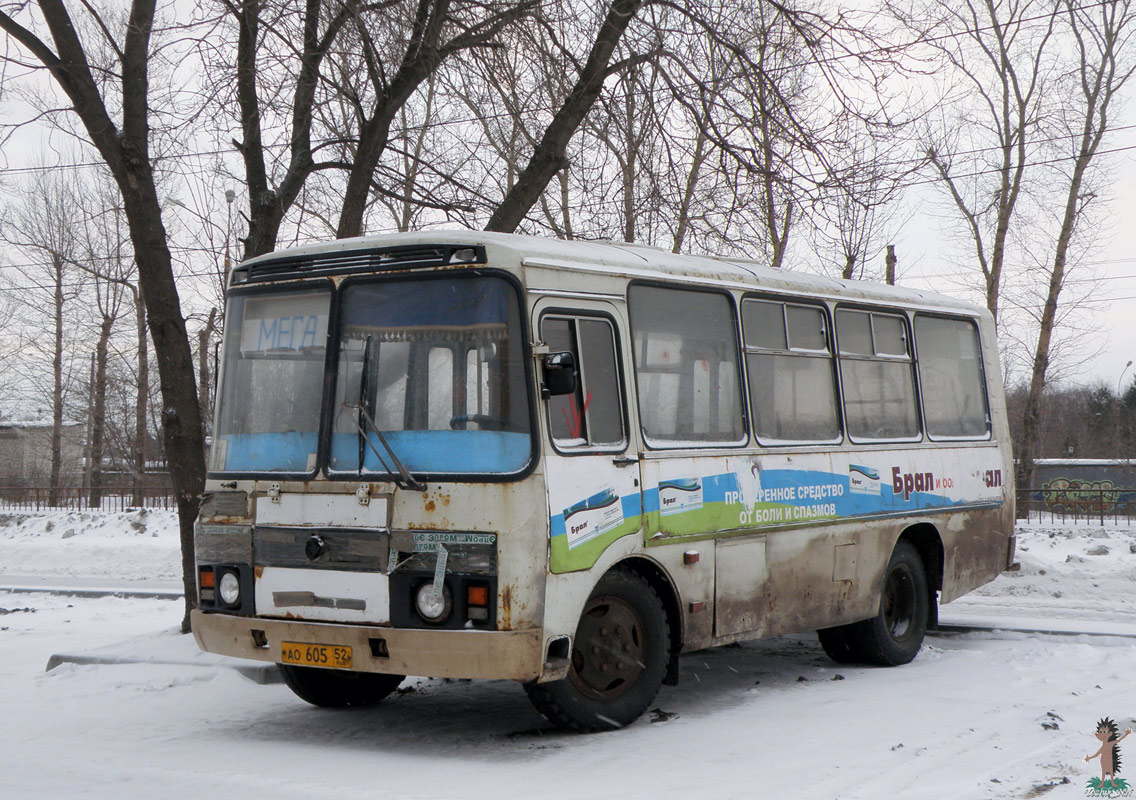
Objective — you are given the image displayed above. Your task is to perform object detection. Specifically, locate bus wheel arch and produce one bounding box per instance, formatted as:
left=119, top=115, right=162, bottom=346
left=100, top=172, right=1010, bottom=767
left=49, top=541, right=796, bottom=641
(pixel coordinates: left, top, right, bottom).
left=617, top=556, right=683, bottom=686
left=524, top=563, right=673, bottom=731
left=897, top=523, right=944, bottom=630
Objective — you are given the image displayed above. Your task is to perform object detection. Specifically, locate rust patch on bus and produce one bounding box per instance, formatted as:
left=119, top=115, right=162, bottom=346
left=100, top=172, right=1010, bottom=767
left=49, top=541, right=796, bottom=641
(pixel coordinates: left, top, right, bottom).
left=500, top=585, right=513, bottom=630
left=424, top=500, right=436, bottom=512
left=405, top=520, right=453, bottom=530
left=254, top=566, right=265, bottom=579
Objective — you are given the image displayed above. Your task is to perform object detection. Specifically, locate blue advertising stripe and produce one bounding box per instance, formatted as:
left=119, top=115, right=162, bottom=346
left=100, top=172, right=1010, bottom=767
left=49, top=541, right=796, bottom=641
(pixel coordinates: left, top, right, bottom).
left=622, top=493, right=642, bottom=517
left=701, top=473, right=737, bottom=503
left=551, top=465, right=982, bottom=540
left=643, top=487, right=660, bottom=514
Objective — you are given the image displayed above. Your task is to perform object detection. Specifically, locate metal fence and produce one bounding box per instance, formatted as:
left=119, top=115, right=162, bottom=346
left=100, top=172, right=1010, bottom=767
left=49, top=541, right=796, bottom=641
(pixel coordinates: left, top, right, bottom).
left=1016, top=487, right=1136, bottom=525
left=0, top=486, right=176, bottom=513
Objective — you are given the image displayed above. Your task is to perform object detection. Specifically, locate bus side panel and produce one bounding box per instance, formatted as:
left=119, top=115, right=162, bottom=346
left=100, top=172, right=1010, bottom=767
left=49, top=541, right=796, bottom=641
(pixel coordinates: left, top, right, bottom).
left=759, top=520, right=885, bottom=638
left=939, top=504, right=1015, bottom=604
left=637, top=444, right=1009, bottom=639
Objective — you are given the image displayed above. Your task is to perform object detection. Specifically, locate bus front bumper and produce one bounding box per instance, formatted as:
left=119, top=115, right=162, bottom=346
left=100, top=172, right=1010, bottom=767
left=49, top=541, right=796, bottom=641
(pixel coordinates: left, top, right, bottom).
left=191, top=610, right=545, bottom=682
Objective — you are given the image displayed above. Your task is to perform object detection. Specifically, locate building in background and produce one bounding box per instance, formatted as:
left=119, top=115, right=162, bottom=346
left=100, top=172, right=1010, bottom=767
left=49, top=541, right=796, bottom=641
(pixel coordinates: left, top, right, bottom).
left=0, top=419, right=84, bottom=486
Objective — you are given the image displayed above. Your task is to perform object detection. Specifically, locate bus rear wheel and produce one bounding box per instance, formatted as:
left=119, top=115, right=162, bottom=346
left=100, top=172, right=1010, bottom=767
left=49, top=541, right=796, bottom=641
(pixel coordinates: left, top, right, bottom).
left=816, top=625, right=864, bottom=663
left=524, top=568, right=670, bottom=732
left=278, top=665, right=405, bottom=708
left=863, top=541, right=930, bottom=665
left=817, top=541, right=930, bottom=667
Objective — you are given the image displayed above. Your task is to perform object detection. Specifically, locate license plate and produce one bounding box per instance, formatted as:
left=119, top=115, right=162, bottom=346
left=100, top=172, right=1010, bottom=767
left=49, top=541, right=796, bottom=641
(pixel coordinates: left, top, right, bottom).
left=280, top=642, right=353, bottom=670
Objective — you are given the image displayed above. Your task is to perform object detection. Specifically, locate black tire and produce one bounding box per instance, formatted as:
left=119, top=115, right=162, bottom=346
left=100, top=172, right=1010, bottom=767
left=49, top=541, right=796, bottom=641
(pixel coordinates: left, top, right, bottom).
left=816, top=624, right=864, bottom=664
left=854, top=540, right=930, bottom=666
left=524, top=568, right=670, bottom=732
left=278, top=665, right=405, bottom=708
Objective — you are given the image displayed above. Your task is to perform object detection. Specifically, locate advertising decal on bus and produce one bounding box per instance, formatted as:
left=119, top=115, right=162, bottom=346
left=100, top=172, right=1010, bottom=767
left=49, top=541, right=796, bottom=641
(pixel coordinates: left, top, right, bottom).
left=548, top=450, right=1004, bottom=572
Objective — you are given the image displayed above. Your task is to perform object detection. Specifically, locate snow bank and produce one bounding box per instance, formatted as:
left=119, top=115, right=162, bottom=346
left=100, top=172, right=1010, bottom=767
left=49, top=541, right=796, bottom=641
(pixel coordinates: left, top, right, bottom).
left=0, top=508, right=180, bottom=582
left=948, top=522, right=1136, bottom=623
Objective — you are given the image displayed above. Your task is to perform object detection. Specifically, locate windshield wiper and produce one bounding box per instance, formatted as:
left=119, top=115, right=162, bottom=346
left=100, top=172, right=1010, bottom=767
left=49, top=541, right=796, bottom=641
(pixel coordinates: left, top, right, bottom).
left=345, top=336, right=425, bottom=491
left=357, top=336, right=372, bottom=474
left=342, top=403, right=426, bottom=491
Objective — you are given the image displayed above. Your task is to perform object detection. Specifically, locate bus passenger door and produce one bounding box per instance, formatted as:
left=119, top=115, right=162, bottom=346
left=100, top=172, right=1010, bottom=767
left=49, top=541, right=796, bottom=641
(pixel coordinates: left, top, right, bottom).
left=537, top=301, right=642, bottom=574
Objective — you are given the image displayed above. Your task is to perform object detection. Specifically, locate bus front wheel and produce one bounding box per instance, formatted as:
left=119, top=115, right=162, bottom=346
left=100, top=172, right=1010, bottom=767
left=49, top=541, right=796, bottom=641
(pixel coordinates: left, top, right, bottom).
left=524, top=568, right=670, bottom=732
left=278, top=664, right=405, bottom=708
left=825, top=540, right=929, bottom=667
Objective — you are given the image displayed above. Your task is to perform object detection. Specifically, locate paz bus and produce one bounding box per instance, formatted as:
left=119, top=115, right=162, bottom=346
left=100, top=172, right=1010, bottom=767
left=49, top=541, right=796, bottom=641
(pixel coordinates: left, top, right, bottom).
left=191, top=231, right=1015, bottom=731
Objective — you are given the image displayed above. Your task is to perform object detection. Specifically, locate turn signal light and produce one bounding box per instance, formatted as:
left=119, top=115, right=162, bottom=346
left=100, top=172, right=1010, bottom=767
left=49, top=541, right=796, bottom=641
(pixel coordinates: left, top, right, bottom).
left=199, top=569, right=215, bottom=589
left=467, top=585, right=489, bottom=606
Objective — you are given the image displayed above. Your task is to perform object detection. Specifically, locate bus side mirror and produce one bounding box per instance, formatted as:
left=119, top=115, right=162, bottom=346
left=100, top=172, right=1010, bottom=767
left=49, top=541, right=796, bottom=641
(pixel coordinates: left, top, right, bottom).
left=542, top=351, right=577, bottom=398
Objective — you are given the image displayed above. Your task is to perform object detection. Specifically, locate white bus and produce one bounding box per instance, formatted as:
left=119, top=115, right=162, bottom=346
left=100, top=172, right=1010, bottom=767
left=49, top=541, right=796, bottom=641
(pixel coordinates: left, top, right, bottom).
left=192, top=231, right=1015, bottom=731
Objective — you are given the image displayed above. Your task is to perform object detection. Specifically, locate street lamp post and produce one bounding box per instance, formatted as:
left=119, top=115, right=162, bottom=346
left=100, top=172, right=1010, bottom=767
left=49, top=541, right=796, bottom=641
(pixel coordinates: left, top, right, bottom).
left=1118, top=360, right=1134, bottom=460
left=224, top=189, right=236, bottom=275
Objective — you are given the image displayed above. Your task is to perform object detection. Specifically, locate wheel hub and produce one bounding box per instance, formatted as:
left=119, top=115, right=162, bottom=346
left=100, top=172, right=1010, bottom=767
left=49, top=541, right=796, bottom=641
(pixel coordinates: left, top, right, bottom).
left=884, top=563, right=917, bottom=642
left=570, top=595, right=645, bottom=700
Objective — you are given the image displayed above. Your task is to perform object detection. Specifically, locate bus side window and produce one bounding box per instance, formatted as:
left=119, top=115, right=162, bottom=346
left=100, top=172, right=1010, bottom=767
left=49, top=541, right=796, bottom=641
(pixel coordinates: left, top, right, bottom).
left=742, top=299, right=841, bottom=444
left=540, top=315, right=626, bottom=450
left=627, top=284, right=746, bottom=446
left=836, top=309, right=920, bottom=441
left=915, top=315, right=990, bottom=439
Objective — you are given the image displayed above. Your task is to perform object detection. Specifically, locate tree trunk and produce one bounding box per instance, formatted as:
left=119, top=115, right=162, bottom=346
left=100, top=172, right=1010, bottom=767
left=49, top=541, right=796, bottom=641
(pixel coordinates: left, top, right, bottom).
left=49, top=253, right=64, bottom=505
left=672, top=128, right=709, bottom=253
left=119, top=181, right=206, bottom=633
left=133, top=290, right=147, bottom=507
left=622, top=68, right=638, bottom=244
left=83, top=353, right=94, bottom=501
left=197, top=308, right=218, bottom=438
left=88, top=315, right=113, bottom=508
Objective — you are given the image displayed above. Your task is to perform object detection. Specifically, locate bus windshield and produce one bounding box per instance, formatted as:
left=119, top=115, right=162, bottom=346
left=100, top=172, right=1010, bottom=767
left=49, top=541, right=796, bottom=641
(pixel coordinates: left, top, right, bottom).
left=212, top=287, right=331, bottom=473
left=328, top=274, right=532, bottom=476
left=211, top=273, right=533, bottom=477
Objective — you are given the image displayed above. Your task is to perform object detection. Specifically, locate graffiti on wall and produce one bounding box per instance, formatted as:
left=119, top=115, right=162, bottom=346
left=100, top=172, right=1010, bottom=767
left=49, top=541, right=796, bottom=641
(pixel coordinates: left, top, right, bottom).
left=1040, top=478, right=1125, bottom=514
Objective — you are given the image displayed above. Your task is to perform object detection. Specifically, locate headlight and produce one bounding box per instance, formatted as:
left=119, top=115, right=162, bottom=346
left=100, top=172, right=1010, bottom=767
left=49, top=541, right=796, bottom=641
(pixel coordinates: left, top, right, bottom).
left=414, top=582, right=452, bottom=624
left=218, top=571, right=241, bottom=606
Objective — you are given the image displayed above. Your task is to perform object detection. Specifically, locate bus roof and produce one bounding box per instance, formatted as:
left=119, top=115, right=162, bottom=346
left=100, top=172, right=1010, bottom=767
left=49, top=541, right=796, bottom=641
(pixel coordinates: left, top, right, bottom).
left=239, top=229, right=986, bottom=318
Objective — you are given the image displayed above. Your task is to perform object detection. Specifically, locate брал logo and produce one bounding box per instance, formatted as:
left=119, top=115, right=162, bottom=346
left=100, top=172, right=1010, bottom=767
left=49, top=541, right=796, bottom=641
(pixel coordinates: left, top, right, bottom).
left=1086, top=717, right=1133, bottom=796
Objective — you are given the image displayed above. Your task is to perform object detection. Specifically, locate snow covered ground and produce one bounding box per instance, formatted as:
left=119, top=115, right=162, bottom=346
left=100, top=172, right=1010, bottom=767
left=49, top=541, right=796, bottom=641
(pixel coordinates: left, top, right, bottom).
left=2, top=510, right=1136, bottom=799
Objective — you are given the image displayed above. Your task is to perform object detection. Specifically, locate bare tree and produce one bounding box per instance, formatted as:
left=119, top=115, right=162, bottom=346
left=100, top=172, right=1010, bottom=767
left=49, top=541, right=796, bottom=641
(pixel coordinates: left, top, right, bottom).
left=485, top=0, right=651, bottom=232
left=205, top=0, right=535, bottom=258
left=1016, top=0, right=1136, bottom=491
left=0, top=298, right=15, bottom=413
left=911, top=0, right=1059, bottom=326
left=70, top=179, right=137, bottom=507
left=0, top=169, right=85, bottom=503
left=811, top=127, right=912, bottom=281
left=0, top=0, right=208, bottom=630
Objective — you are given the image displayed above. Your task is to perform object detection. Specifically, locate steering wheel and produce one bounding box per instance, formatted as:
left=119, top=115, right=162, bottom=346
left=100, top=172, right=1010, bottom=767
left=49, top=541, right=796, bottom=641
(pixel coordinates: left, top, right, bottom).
left=449, top=413, right=508, bottom=430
